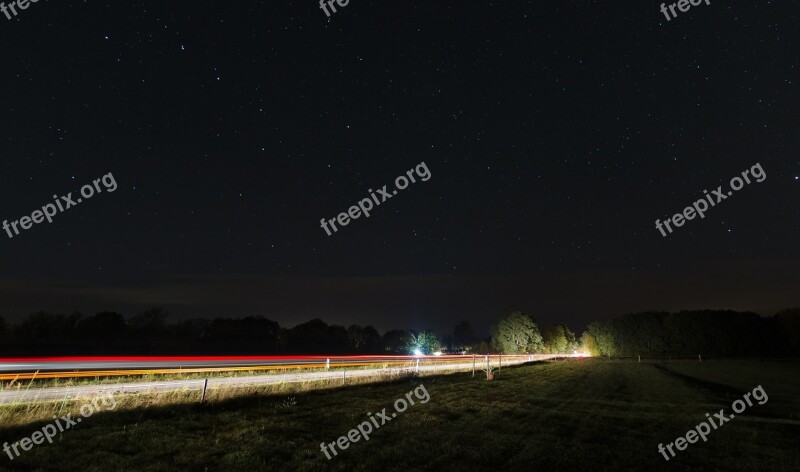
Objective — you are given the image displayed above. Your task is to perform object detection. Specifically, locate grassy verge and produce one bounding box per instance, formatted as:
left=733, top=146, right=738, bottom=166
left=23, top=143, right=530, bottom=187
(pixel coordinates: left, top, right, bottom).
left=0, top=359, right=797, bottom=471
left=0, top=363, right=490, bottom=428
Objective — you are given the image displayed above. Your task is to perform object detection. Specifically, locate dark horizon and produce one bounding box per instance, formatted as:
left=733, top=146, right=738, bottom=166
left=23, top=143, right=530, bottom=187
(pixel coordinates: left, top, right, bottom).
left=1, top=258, right=796, bottom=336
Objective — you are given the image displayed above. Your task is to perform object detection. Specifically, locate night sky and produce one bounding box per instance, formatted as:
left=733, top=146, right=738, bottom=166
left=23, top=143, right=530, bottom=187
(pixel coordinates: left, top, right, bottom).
left=1, top=1, right=797, bottom=336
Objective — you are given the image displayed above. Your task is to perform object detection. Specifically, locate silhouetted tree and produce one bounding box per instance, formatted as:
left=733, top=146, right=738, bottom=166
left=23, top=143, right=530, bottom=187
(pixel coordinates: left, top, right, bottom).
left=452, top=320, right=475, bottom=348
left=129, top=307, right=168, bottom=332
left=168, top=318, right=210, bottom=354
left=287, top=319, right=349, bottom=354
left=347, top=325, right=367, bottom=351
left=74, top=312, right=130, bottom=354
left=201, top=316, right=281, bottom=354
left=382, top=329, right=413, bottom=354
left=11, top=311, right=82, bottom=355
left=127, top=307, right=169, bottom=353
left=360, top=325, right=382, bottom=353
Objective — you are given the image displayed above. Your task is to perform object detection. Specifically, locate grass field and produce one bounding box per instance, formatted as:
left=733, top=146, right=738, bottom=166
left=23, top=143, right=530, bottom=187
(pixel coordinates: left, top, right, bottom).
left=0, top=358, right=797, bottom=471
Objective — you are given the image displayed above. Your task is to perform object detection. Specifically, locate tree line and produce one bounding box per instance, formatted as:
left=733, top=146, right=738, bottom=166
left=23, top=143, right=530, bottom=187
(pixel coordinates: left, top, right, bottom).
left=488, top=308, right=800, bottom=357
left=0, top=308, right=461, bottom=356
left=579, top=308, right=800, bottom=358
left=0, top=307, right=797, bottom=357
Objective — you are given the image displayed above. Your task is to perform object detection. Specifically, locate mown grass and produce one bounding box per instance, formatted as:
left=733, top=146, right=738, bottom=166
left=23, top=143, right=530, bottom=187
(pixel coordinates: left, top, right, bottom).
left=0, top=358, right=797, bottom=472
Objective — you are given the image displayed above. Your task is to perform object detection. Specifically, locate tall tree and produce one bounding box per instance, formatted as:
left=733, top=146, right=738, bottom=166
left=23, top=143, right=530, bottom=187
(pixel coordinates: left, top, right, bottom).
left=287, top=319, right=349, bottom=354
left=564, top=326, right=578, bottom=352
left=128, top=307, right=168, bottom=332
left=347, top=325, right=366, bottom=351
left=406, top=330, right=441, bottom=355
left=542, top=325, right=568, bottom=353
left=360, top=326, right=382, bottom=353
left=348, top=325, right=382, bottom=353
left=579, top=332, right=599, bottom=356
left=584, top=321, right=616, bottom=358
left=382, top=329, right=413, bottom=354
left=491, top=311, right=544, bottom=354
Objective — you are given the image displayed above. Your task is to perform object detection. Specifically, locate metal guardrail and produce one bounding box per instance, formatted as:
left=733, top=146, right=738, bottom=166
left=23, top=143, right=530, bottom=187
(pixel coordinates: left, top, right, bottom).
left=0, top=354, right=565, bottom=380
left=0, top=354, right=570, bottom=404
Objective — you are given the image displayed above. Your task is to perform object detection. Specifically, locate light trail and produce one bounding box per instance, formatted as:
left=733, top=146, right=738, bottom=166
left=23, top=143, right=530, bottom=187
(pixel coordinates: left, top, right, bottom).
left=0, top=354, right=514, bottom=380
left=0, top=354, right=568, bottom=404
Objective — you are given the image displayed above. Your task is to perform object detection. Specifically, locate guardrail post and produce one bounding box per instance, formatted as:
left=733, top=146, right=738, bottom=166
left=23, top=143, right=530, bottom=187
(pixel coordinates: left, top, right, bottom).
left=638, top=355, right=641, bottom=363
left=201, top=378, right=208, bottom=403
left=326, top=358, right=330, bottom=370
left=698, top=354, right=702, bottom=362
left=472, top=354, right=476, bottom=377
left=499, top=354, right=502, bottom=372
left=342, top=370, right=346, bottom=384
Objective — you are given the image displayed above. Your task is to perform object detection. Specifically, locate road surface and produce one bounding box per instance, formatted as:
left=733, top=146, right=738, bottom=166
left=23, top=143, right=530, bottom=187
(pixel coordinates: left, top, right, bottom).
left=0, top=354, right=567, bottom=404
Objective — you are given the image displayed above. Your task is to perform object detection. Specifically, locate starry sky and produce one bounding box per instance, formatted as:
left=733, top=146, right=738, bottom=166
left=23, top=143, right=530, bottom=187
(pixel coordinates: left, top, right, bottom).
left=0, top=0, right=797, bottom=336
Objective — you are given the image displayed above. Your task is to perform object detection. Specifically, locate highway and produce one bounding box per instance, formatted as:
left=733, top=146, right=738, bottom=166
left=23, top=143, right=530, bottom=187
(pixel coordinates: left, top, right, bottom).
left=0, top=355, right=420, bottom=373
left=0, top=354, right=567, bottom=404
